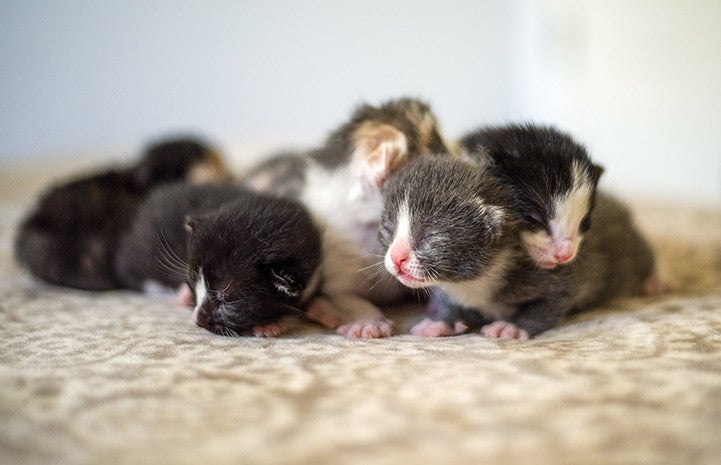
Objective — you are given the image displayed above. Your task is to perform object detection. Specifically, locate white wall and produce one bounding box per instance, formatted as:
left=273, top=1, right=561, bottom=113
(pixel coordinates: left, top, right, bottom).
left=0, top=1, right=518, bottom=162
left=1, top=1, right=720, bottom=204
left=515, top=0, right=721, bottom=205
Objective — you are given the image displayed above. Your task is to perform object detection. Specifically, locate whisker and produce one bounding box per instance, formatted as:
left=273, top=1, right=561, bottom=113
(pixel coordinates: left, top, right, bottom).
left=225, top=326, right=240, bottom=338
left=357, top=261, right=387, bottom=273
left=154, top=231, right=189, bottom=282
left=158, top=231, right=188, bottom=268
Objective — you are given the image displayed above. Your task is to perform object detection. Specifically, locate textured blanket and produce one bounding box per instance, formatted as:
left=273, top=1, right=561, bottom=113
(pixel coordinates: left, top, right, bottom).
left=1, top=168, right=720, bottom=465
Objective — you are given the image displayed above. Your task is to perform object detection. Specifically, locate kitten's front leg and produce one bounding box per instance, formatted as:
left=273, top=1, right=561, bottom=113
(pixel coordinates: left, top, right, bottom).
left=488, top=299, right=568, bottom=339
left=410, top=293, right=489, bottom=337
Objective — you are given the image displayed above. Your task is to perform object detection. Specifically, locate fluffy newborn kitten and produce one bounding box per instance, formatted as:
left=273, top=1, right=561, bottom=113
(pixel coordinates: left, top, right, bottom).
left=114, top=183, right=322, bottom=337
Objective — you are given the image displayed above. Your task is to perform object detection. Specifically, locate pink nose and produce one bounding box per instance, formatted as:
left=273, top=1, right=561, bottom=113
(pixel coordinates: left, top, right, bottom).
left=390, top=240, right=411, bottom=272
left=192, top=305, right=211, bottom=328
left=554, top=239, right=575, bottom=263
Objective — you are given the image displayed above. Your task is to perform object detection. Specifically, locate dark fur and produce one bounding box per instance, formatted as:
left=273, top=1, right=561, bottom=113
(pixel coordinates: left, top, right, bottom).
left=381, top=157, right=656, bottom=337
left=379, top=157, right=516, bottom=281
left=460, top=123, right=604, bottom=237
left=114, top=183, right=322, bottom=336
left=15, top=137, right=226, bottom=290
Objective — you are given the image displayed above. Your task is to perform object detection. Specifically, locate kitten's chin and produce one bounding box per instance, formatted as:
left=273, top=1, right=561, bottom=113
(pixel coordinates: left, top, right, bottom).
left=537, top=260, right=558, bottom=270
left=394, top=271, right=432, bottom=289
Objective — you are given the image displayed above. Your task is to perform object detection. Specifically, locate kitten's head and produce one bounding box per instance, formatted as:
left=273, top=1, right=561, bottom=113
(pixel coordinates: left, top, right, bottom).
left=184, top=196, right=321, bottom=336
left=331, top=97, right=457, bottom=191
left=132, top=137, right=228, bottom=191
left=379, top=157, right=514, bottom=288
left=463, top=124, right=603, bottom=269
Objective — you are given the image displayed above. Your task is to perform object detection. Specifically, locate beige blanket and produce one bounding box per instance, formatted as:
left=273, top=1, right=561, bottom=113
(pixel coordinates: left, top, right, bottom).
left=1, top=169, right=720, bottom=465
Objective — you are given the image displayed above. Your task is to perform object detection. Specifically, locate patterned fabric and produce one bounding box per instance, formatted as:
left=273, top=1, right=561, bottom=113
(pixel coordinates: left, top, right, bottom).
left=1, top=169, right=720, bottom=465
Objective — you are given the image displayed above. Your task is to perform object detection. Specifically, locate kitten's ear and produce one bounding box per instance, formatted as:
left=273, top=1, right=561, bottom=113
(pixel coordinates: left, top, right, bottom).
left=589, top=163, right=605, bottom=185
left=476, top=203, right=508, bottom=240
left=269, top=267, right=303, bottom=298
left=352, top=122, right=408, bottom=188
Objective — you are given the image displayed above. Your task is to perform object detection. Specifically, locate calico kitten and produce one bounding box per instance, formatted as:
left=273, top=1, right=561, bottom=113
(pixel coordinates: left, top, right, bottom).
left=245, top=97, right=456, bottom=338
left=379, top=156, right=657, bottom=339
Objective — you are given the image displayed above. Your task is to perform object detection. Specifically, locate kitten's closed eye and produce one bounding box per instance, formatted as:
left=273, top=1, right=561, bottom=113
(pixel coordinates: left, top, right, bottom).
left=525, top=212, right=545, bottom=228
left=579, top=215, right=592, bottom=233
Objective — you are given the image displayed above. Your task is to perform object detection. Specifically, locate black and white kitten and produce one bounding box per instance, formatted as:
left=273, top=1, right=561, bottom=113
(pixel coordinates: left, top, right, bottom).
left=114, top=183, right=322, bottom=337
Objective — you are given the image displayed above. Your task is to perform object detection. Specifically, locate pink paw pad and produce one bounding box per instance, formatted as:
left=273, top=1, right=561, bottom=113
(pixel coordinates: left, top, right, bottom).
left=481, top=321, right=529, bottom=340
left=252, top=323, right=284, bottom=338
left=337, top=319, right=393, bottom=338
left=410, top=318, right=454, bottom=337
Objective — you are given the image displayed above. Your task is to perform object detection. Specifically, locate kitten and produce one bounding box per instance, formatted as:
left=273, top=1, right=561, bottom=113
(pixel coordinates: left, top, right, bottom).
left=15, top=137, right=228, bottom=290
left=114, top=183, right=322, bottom=337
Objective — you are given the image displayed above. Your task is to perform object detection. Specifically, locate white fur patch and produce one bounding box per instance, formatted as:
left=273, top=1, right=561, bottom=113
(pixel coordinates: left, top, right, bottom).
left=525, top=160, right=593, bottom=266
left=191, top=269, right=207, bottom=318
left=384, top=201, right=408, bottom=276
left=549, top=161, right=593, bottom=243
left=439, top=248, right=515, bottom=320
left=383, top=201, right=435, bottom=289
left=302, top=161, right=383, bottom=253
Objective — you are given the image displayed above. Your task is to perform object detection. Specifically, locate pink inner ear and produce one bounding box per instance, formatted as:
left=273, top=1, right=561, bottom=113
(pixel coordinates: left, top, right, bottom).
left=352, top=122, right=408, bottom=188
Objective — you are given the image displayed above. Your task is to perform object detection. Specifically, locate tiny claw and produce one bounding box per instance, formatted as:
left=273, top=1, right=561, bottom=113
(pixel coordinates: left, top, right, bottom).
left=253, top=323, right=284, bottom=338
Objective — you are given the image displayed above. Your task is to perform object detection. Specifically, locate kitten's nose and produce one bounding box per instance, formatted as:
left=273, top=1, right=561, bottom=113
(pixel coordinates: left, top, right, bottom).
left=553, top=239, right=575, bottom=263
left=390, top=240, right=411, bottom=272
left=192, top=305, right=211, bottom=328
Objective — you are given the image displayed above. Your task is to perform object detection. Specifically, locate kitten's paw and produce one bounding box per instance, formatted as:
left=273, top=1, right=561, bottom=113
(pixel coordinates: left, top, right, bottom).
left=177, top=283, right=194, bottom=307
left=337, top=318, right=394, bottom=338
left=481, top=321, right=529, bottom=340
left=410, top=318, right=454, bottom=337
left=306, top=297, right=344, bottom=329
left=252, top=323, right=284, bottom=338
left=642, top=276, right=673, bottom=297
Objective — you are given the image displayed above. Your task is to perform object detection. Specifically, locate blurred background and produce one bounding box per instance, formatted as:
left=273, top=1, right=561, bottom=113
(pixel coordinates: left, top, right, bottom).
left=1, top=0, right=720, bottom=204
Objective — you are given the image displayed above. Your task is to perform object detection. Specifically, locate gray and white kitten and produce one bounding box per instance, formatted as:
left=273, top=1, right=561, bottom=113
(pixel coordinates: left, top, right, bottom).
left=245, top=97, right=456, bottom=338
left=379, top=156, right=657, bottom=339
